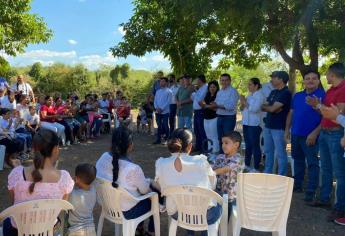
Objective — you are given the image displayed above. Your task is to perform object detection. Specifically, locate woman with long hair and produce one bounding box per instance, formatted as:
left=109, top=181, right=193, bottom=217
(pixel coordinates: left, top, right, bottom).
left=96, top=126, right=155, bottom=235
left=3, top=129, right=74, bottom=235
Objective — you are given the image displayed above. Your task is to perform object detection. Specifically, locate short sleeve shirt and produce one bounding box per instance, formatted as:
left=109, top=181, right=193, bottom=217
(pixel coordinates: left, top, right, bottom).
left=265, top=86, right=292, bottom=130
left=321, top=80, right=345, bottom=128
left=11, top=82, right=33, bottom=96
left=40, top=105, right=57, bottom=122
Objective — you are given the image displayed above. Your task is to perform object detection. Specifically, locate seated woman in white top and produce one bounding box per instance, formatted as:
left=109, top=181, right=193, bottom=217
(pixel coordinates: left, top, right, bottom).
left=155, top=128, right=221, bottom=236
left=96, top=126, right=155, bottom=236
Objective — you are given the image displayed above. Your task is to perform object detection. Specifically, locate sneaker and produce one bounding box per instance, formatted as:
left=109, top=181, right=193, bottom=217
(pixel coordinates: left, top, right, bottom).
left=328, top=210, right=345, bottom=222
left=159, top=204, right=166, bottom=213
left=161, top=140, right=168, bottom=146
left=17, top=153, right=29, bottom=161
left=334, top=217, right=345, bottom=226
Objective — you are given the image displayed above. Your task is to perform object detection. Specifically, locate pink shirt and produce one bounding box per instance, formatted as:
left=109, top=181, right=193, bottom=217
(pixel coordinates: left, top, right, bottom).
left=8, top=166, right=74, bottom=204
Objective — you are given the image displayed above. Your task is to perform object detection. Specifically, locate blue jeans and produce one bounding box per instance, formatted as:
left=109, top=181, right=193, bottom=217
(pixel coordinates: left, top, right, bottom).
left=263, top=128, right=288, bottom=176
left=15, top=128, right=32, bottom=150
left=123, top=199, right=154, bottom=232
left=193, top=110, right=207, bottom=151
left=169, top=104, right=177, bottom=134
left=291, top=135, right=319, bottom=194
left=172, top=204, right=222, bottom=236
left=217, top=115, right=236, bottom=153
left=178, top=116, right=192, bottom=130
left=155, top=113, right=169, bottom=142
left=243, top=125, right=262, bottom=169
left=319, top=129, right=345, bottom=211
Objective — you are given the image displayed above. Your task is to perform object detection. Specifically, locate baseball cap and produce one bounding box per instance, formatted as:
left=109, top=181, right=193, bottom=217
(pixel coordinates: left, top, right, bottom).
left=270, top=70, right=289, bottom=84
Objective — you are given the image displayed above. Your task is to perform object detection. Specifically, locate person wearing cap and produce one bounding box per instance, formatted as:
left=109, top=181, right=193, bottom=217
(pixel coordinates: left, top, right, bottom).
left=285, top=70, right=325, bottom=202
left=261, top=70, right=292, bottom=176
left=11, top=75, right=35, bottom=103
left=306, top=62, right=345, bottom=222
left=212, top=73, right=239, bottom=153
left=176, top=75, right=194, bottom=130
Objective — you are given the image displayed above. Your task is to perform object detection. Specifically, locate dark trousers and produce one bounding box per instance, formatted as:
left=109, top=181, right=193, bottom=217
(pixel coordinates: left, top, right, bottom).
left=243, top=125, right=262, bottom=169
left=57, top=120, right=73, bottom=142
left=3, top=218, right=18, bottom=236
left=193, top=110, right=207, bottom=152
left=155, top=113, right=169, bottom=142
left=291, top=135, right=320, bottom=194
left=217, top=115, right=236, bottom=153
left=123, top=199, right=155, bottom=232
left=169, top=104, right=177, bottom=135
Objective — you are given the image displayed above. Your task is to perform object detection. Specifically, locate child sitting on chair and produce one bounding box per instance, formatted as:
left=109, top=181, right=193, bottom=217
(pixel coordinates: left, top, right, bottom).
left=67, top=163, right=97, bottom=236
left=212, top=131, right=244, bottom=220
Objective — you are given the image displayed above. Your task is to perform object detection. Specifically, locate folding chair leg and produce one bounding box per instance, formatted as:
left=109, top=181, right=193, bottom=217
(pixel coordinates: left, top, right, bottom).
left=208, top=222, right=220, bottom=236
left=153, top=212, right=160, bottom=236
left=97, top=215, right=104, bottom=236
left=123, top=221, right=136, bottom=236
left=168, top=218, right=178, bottom=236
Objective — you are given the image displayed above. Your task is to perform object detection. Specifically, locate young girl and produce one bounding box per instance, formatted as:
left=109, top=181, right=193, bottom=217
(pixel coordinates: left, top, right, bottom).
left=3, top=129, right=74, bottom=235
left=212, top=131, right=244, bottom=220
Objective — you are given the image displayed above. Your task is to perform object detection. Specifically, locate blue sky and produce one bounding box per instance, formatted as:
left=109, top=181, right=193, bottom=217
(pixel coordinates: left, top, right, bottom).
left=4, top=0, right=172, bottom=71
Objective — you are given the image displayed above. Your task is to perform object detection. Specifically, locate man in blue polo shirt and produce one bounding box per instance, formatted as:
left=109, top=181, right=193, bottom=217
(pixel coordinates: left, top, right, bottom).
left=285, top=70, right=325, bottom=201
left=262, top=71, right=292, bottom=176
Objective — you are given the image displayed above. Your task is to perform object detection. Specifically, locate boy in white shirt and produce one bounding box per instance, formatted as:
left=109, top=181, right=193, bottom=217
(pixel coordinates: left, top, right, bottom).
left=25, top=105, right=40, bottom=136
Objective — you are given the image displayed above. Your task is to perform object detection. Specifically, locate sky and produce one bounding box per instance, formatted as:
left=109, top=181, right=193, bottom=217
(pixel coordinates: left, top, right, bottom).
left=4, top=0, right=173, bottom=71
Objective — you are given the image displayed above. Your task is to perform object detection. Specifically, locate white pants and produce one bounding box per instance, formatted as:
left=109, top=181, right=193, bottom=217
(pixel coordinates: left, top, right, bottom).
left=40, top=121, right=66, bottom=144
left=204, top=117, right=219, bottom=153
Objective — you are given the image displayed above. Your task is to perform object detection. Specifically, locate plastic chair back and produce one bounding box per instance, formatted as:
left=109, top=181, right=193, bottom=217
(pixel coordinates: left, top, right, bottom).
left=94, top=178, right=125, bottom=224
left=163, top=185, right=223, bottom=231
left=236, top=173, right=294, bottom=232
left=0, top=199, right=73, bottom=236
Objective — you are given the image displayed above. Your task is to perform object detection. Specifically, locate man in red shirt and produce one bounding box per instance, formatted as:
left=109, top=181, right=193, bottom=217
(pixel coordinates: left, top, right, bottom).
left=307, top=63, right=345, bottom=222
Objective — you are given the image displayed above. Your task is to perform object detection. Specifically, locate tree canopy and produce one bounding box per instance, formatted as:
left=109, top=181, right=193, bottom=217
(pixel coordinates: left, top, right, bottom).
left=0, top=0, right=52, bottom=56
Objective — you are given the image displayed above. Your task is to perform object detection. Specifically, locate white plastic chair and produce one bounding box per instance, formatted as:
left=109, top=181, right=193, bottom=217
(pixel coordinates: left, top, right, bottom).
left=0, top=199, right=74, bottom=236
left=230, top=173, right=294, bottom=236
left=95, top=178, right=160, bottom=236
left=0, top=145, right=6, bottom=171
left=162, top=186, right=228, bottom=236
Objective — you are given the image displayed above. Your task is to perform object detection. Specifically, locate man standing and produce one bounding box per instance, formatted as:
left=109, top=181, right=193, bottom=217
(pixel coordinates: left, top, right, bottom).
left=11, top=75, right=35, bottom=103
left=151, top=71, right=164, bottom=96
left=176, top=75, right=193, bottom=129
left=306, top=63, right=345, bottom=222
left=168, top=74, right=179, bottom=134
left=262, top=71, right=291, bottom=176
left=192, top=75, right=208, bottom=153
left=212, top=73, right=239, bottom=152
left=285, top=70, right=325, bottom=201
left=153, top=77, right=172, bottom=144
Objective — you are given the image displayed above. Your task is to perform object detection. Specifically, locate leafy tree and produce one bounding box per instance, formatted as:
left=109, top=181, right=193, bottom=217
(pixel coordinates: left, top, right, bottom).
left=120, top=63, right=130, bottom=78
left=28, top=62, right=43, bottom=81
left=109, top=65, right=121, bottom=84
left=0, top=57, right=11, bottom=78
left=0, top=0, right=52, bottom=55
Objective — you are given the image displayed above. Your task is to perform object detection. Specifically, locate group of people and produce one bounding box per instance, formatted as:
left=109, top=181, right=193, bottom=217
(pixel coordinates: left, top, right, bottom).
left=149, top=62, right=345, bottom=225
left=0, top=75, right=132, bottom=168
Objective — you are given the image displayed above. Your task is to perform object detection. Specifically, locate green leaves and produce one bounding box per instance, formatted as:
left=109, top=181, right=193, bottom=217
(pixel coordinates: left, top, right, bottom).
left=0, top=0, right=52, bottom=56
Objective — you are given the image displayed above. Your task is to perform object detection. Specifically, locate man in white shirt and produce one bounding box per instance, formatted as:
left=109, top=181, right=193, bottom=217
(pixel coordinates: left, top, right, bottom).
left=168, top=74, right=179, bottom=135
left=11, top=75, right=35, bottom=103
left=153, top=77, right=172, bottom=144
left=213, top=73, right=239, bottom=153
left=192, top=75, right=208, bottom=153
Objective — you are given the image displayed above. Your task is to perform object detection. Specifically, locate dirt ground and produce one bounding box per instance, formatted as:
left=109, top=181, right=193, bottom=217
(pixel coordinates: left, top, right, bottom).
left=0, top=130, right=343, bottom=236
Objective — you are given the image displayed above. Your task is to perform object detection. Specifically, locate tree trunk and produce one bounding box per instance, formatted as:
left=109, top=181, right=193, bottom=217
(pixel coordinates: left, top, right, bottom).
left=288, top=66, right=296, bottom=95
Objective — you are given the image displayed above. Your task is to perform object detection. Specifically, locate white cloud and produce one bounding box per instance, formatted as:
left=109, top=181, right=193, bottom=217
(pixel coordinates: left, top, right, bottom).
left=118, top=26, right=126, bottom=36
left=19, top=50, right=77, bottom=59
left=68, top=39, right=78, bottom=45
left=151, top=54, right=168, bottom=62
left=34, top=60, right=55, bottom=66
left=0, top=51, right=10, bottom=60
left=78, top=52, right=117, bottom=69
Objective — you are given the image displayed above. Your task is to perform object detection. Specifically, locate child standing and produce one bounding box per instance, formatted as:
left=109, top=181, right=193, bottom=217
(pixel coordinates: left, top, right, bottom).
left=67, top=163, right=97, bottom=236
left=212, top=131, right=244, bottom=220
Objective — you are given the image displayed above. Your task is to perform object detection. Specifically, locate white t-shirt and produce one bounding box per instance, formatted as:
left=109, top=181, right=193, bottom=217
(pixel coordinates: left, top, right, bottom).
left=96, top=152, right=151, bottom=211
left=169, top=84, right=180, bottom=104
left=155, top=153, right=217, bottom=215
left=25, top=113, right=40, bottom=125
left=242, top=90, right=265, bottom=126
left=0, top=118, right=16, bottom=135
left=1, top=96, right=16, bottom=110
left=11, top=82, right=33, bottom=96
